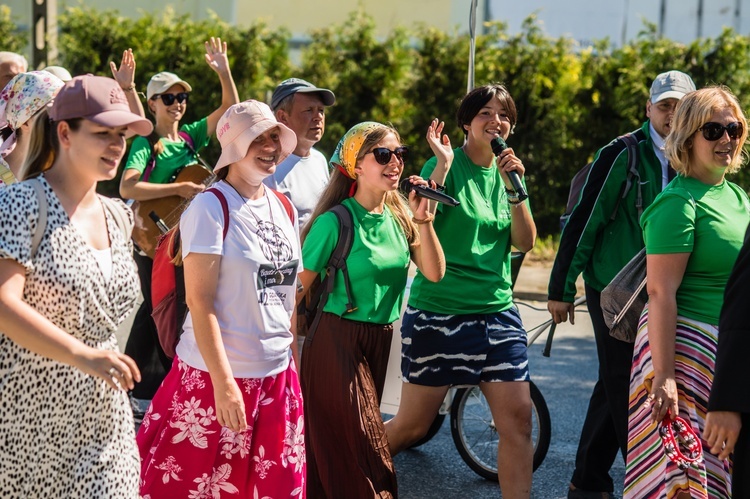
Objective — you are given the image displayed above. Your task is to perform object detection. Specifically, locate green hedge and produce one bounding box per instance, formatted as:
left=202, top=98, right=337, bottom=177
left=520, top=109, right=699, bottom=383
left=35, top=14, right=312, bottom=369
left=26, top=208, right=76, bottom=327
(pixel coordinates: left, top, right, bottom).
left=4, top=6, right=750, bottom=235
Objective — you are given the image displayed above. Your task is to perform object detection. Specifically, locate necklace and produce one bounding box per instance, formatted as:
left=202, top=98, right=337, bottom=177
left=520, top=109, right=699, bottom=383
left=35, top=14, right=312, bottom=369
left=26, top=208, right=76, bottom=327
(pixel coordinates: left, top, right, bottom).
left=223, top=180, right=291, bottom=285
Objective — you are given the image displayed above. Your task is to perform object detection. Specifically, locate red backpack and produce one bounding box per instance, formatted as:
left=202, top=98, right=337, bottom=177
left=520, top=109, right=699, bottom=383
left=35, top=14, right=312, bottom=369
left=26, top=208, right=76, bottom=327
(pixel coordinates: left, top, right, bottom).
left=151, top=186, right=294, bottom=358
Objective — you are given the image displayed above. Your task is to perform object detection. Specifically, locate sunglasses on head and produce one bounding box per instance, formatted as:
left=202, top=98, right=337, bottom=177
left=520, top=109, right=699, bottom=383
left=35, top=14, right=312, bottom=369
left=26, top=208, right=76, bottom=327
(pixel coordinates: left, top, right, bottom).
left=153, top=92, right=189, bottom=106
left=368, top=146, right=408, bottom=165
left=698, top=121, right=743, bottom=141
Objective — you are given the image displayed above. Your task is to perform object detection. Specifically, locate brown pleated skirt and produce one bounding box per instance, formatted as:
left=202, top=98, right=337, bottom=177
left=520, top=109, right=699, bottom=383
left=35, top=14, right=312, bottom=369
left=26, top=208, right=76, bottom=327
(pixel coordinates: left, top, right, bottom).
left=301, top=312, right=397, bottom=499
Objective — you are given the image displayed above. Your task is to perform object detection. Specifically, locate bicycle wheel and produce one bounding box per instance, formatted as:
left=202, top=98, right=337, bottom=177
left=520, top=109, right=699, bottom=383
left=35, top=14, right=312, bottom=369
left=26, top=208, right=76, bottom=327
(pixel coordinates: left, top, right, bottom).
left=450, top=381, right=551, bottom=481
left=408, top=413, right=446, bottom=448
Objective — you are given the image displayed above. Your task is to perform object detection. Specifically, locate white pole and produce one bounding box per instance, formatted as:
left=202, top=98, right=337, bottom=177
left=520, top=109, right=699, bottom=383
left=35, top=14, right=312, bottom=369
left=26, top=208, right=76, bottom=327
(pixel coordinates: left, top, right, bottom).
left=468, top=0, right=478, bottom=94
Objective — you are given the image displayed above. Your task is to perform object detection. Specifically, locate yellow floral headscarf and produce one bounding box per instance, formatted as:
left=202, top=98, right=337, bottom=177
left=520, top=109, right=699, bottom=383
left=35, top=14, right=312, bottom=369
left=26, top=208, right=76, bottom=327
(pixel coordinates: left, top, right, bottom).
left=329, top=121, right=382, bottom=179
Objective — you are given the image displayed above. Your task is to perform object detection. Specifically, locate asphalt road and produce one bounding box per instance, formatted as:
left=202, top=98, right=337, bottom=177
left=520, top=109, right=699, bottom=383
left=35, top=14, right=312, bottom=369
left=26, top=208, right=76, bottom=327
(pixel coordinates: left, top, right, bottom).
left=117, top=297, right=626, bottom=499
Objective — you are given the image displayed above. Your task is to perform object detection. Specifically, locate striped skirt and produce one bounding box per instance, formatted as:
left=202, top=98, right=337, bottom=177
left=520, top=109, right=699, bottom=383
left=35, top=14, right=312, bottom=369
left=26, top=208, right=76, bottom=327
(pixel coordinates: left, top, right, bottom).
left=624, top=307, right=732, bottom=498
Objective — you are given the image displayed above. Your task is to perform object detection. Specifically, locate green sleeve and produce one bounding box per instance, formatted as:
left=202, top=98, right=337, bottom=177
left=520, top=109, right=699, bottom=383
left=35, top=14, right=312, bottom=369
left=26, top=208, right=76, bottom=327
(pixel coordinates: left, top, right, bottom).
left=548, top=143, right=631, bottom=301
left=642, top=190, right=695, bottom=254
left=180, top=117, right=210, bottom=151
left=302, top=211, right=339, bottom=273
left=124, top=136, right=152, bottom=174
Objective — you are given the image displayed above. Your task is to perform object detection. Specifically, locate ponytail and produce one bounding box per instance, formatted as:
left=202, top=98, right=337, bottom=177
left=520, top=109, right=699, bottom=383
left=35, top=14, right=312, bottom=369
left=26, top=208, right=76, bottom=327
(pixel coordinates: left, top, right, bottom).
left=20, top=110, right=82, bottom=180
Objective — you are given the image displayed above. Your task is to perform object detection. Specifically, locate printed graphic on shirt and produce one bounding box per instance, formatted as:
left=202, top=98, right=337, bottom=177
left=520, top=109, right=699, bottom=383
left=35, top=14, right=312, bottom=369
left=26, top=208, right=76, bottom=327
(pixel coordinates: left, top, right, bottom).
left=258, top=260, right=299, bottom=306
left=255, top=220, right=294, bottom=263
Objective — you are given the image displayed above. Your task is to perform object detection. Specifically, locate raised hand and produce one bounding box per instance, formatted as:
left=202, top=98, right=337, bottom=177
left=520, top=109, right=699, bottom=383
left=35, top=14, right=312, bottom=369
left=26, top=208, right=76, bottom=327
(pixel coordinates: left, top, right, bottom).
left=204, top=37, right=230, bottom=75
left=110, top=49, right=137, bottom=90
left=426, top=118, right=454, bottom=165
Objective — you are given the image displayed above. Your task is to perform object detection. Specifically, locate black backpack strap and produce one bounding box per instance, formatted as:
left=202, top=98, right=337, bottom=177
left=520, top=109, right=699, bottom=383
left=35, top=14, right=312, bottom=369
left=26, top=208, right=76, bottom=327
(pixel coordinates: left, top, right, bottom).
left=609, top=133, right=641, bottom=221
left=305, top=204, right=355, bottom=343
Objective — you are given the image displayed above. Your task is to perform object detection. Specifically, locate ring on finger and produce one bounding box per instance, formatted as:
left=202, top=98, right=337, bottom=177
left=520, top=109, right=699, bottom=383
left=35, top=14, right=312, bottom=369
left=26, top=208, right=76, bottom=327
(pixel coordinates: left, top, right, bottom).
left=108, top=367, right=118, bottom=376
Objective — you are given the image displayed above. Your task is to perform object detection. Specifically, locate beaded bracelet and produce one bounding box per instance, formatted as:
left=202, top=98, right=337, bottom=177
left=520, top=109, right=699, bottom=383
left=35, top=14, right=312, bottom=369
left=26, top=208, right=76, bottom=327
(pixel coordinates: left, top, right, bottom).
left=412, top=213, right=435, bottom=224
left=121, top=85, right=136, bottom=92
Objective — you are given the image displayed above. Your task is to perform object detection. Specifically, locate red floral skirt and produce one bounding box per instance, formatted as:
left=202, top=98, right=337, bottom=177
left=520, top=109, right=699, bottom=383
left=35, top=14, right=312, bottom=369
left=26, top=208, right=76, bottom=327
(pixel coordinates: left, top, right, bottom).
left=137, top=356, right=305, bottom=498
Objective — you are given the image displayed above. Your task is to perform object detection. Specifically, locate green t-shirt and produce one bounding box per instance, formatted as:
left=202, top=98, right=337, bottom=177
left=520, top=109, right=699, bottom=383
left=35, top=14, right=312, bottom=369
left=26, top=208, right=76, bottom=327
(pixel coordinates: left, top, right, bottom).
left=124, top=118, right=210, bottom=184
left=302, top=197, right=410, bottom=324
left=641, top=176, right=750, bottom=324
left=409, top=147, right=528, bottom=314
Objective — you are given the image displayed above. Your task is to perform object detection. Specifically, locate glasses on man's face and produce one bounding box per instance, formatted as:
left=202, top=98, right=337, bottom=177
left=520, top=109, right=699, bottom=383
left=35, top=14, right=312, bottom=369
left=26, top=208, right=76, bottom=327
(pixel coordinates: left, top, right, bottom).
left=153, top=92, right=189, bottom=106
left=368, top=146, right=408, bottom=166
left=698, top=121, right=743, bottom=141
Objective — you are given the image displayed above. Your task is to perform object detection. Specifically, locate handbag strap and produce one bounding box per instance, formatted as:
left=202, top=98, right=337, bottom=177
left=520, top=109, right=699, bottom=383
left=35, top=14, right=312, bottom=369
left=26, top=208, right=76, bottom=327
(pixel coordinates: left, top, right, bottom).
left=29, top=177, right=48, bottom=259
left=611, top=275, right=648, bottom=326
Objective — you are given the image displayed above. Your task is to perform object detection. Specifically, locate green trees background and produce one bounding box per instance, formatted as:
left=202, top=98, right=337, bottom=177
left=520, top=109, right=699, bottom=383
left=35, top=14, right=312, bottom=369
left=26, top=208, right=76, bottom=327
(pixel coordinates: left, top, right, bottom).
left=3, top=6, right=750, bottom=235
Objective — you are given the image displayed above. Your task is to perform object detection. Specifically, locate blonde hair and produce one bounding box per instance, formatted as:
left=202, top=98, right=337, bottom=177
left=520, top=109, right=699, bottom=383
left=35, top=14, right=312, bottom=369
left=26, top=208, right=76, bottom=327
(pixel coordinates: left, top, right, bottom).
left=665, top=86, right=748, bottom=176
left=301, top=124, right=419, bottom=247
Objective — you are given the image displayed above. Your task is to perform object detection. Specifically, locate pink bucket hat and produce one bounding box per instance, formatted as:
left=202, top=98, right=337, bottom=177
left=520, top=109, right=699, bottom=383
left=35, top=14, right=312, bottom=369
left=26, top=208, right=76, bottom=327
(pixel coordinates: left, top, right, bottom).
left=214, top=100, right=296, bottom=172
left=0, top=71, right=64, bottom=156
left=49, top=75, right=153, bottom=136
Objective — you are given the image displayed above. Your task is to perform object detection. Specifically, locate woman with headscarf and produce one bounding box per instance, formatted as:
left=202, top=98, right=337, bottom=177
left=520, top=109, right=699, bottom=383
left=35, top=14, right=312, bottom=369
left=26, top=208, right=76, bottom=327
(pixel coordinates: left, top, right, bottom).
left=0, top=70, right=64, bottom=184
left=298, top=121, right=446, bottom=497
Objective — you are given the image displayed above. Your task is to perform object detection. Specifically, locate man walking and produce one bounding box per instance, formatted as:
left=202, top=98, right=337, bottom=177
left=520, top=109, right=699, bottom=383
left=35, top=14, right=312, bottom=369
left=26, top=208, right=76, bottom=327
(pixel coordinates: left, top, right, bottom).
left=548, top=70, right=696, bottom=498
left=266, top=78, right=336, bottom=228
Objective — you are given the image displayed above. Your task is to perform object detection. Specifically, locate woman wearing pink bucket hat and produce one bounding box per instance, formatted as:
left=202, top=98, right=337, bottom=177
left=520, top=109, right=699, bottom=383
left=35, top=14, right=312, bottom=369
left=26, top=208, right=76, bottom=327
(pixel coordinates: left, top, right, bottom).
left=137, top=100, right=306, bottom=498
left=0, top=75, right=152, bottom=497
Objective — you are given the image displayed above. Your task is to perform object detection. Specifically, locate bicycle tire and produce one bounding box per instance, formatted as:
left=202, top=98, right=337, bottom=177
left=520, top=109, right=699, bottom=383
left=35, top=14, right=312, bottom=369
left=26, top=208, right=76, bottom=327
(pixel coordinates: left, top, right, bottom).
left=408, top=413, right=446, bottom=448
left=450, top=381, right=551, bottom=481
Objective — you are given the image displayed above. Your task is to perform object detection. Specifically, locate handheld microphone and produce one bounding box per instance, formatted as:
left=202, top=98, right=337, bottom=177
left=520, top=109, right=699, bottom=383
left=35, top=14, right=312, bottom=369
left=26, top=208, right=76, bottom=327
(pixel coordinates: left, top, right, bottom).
left=399, top=179, right=460, bottom=207
left=490, top=137, right=528, bottom=202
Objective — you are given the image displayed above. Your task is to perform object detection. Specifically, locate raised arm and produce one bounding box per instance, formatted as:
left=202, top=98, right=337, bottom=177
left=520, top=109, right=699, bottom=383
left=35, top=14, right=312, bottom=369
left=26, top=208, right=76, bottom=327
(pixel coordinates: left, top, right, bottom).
left=0, top=259, right=140, bottom=390
left=203, top=37, right=239, bottom=136
left=424, top=119, right=453, bottom=215
left=110, top=49, right=146, bottom=119
left=406, top=176, right=445, bottom=282
left=496, top=146, right=536, bottom=253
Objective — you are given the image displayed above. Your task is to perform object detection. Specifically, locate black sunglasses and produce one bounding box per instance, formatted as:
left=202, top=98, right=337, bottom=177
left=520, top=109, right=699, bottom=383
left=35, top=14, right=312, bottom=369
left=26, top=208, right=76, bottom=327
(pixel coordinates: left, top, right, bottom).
left=368, top=146, right=408, bottom=165
left=698, top=121, right=743, bottom=141
left=153, top=92, right=189, bottom=106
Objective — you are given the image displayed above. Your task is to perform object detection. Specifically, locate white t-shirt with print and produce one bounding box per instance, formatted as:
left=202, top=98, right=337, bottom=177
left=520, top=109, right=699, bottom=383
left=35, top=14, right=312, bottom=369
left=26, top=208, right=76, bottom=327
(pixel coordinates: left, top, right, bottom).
left=263, top=148, right=330, bottom=229
left=175, top=180, right=302, bottom=379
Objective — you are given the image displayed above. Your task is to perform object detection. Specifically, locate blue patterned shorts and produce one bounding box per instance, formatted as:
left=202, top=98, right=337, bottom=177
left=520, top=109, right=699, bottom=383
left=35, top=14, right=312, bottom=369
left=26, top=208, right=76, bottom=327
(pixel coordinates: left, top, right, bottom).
left=400, top=305, right=530, bottom=386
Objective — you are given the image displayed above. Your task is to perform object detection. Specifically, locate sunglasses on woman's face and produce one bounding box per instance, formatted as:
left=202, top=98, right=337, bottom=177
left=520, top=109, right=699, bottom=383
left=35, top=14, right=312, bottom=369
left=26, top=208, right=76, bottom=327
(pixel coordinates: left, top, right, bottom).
left=698, top=121, right=743, bottom=141
left=368, top=146, right=408, bottom=166
left=153, top=92, right=189, bottom=106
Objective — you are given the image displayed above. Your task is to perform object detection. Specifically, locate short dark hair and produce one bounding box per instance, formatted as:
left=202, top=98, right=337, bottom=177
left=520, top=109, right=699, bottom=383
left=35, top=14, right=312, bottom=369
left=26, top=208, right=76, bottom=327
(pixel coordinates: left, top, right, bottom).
left=456, top=84, right=517, bottom=135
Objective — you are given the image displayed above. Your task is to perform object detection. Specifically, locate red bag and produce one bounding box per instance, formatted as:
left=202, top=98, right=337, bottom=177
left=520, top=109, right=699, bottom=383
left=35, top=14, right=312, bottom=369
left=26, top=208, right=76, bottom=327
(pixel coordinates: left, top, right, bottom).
left=151, top=187, right=294, bottom=358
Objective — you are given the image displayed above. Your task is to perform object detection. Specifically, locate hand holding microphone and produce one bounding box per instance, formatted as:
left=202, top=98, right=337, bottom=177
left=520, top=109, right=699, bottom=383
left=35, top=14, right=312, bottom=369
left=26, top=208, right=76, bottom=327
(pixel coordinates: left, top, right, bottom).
left=399, top=178, right=460, bottom=207
left=490, top=136, right=528, bottom=202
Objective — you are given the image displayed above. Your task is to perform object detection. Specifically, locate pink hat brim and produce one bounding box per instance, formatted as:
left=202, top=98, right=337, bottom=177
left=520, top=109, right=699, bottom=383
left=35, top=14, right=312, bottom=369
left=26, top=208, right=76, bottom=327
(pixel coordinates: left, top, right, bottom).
left=88, top=110, right=153, bottom=136
left=214, top=120, right=296, bottom=172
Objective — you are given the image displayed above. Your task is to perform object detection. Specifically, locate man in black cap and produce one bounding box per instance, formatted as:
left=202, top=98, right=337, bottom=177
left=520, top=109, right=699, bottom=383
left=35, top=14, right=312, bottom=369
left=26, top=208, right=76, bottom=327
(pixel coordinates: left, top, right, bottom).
left=265, top=78, right=336, bottom=228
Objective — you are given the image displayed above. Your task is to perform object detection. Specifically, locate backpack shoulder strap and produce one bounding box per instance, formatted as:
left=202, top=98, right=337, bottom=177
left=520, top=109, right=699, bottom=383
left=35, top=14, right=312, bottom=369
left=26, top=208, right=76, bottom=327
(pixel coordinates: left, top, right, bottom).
left=205, top=187, right=230, bottom=240
left=609, top=132, right=642, bottom=221
left=268, top=188, right=295, bottom=223
left=99, top=196, right=133, bottom=240
left=142, top=132, right=161, bottom=183
left=29, top=177, right=48, bottom=258
left=327, top=204, right=356, bottom=313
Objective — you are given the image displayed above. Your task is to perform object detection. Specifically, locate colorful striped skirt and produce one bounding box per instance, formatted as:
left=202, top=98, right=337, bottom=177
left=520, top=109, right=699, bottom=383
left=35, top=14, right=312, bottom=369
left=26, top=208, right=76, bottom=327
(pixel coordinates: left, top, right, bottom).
left=624, top=307, right=731, bottom=498
left=137, top=356, right=305, bottom=499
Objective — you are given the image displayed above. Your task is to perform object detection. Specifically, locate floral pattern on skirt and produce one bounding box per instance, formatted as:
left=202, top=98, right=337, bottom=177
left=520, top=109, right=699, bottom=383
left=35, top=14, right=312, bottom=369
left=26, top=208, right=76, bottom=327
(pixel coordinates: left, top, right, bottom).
left=137, top=356, right=305, bottom=498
